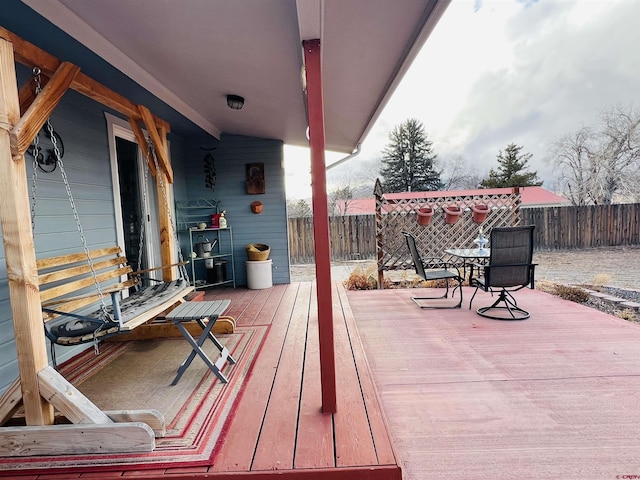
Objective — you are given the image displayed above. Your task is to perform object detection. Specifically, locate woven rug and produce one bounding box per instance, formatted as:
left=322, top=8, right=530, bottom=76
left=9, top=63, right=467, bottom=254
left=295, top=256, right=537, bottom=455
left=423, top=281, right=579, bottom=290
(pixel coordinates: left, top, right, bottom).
left=0, top=325, right=267, bottom=474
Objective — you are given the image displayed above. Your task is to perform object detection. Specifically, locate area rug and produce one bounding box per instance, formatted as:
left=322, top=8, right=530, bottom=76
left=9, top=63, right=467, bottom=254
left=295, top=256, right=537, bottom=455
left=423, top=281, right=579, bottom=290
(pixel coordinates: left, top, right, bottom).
left=0, top=325, right=267, bottom=474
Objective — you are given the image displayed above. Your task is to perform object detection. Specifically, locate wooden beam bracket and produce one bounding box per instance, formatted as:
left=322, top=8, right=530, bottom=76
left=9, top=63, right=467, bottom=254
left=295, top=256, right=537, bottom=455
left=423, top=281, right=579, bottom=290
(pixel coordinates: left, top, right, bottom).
left=11, top=62, right=79, bottom=156
left=137, top=105, right=174, bottom=183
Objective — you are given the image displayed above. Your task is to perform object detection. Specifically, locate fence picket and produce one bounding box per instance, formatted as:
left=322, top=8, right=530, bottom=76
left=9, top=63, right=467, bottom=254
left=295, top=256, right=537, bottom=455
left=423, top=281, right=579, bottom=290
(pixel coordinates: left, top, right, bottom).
left=287, top=203, right=640, bottom=263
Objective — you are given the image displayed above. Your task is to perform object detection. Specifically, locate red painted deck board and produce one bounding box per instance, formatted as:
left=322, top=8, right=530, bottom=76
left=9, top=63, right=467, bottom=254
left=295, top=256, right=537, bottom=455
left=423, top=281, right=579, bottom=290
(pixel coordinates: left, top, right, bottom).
left=251, top=282, right=310, bottom=470
left=336, top=283, right=398, bottom=466
left=294, top=283, right=335, bottom=469
left=332, top=283, right=379, bottom=467
left=210, top=283, right=301, bottom=472
left=209, top=282, right=399, bottom=477
left=348, top=286, right=640, bottom=480
left=7, top=282, right=399, bottom=480
left=240, top=284, right=288, bottom=327
left=233, top=286, right=274, bottom=325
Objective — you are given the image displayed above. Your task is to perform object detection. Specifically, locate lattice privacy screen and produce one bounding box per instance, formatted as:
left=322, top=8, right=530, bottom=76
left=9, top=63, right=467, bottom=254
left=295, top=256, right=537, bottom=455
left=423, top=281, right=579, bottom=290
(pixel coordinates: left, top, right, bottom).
left=374, top=180, right=522, bottom=276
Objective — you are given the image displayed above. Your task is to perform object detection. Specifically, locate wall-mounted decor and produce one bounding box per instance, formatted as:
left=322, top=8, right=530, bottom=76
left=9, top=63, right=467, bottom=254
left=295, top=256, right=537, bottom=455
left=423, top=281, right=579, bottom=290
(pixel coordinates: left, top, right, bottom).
left=246, top=163, right=265, bottom=194
left=203, top=148, right=217, bottom=192
left=251, top=200, right=263, bottom=214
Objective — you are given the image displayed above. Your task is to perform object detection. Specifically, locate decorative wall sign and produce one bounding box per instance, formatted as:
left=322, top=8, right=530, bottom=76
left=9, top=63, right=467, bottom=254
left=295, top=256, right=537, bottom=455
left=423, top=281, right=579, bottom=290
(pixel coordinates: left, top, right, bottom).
left=246, top=163, right=265, bottom=194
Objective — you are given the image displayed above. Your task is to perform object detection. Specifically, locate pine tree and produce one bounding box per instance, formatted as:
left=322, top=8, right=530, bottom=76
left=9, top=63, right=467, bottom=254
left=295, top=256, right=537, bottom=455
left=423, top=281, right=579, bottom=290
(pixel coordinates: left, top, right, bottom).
left=379, top=118, right=442, bottom=192
left=480, top=143, right=543, bottom=188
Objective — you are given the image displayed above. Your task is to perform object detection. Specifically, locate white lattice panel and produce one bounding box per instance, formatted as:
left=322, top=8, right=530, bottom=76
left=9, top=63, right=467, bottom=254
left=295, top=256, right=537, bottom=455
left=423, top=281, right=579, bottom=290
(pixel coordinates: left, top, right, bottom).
left=375, top=183, right=522, bottom=274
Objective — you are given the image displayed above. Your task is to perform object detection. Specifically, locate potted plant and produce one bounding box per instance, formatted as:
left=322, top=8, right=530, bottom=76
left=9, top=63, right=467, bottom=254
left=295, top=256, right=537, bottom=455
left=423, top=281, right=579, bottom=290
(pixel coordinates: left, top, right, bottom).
left=443, top=204, right=462, bottom=224
left=471, top=204, right=489, bottom=223
left=416, top=206, right=434, bottom=226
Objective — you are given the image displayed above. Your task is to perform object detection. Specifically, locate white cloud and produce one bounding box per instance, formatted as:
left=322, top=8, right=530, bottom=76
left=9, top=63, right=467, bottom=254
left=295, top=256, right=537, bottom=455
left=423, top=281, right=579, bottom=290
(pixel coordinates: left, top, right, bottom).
left=286, top=0, right=640, bottom=197
left=400, top=0, right=640, bottom=188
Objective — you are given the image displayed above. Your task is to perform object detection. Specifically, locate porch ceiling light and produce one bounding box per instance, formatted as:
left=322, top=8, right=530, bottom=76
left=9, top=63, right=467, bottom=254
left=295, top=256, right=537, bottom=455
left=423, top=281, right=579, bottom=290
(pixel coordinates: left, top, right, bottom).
left=226, top=94, right=245, bottom=110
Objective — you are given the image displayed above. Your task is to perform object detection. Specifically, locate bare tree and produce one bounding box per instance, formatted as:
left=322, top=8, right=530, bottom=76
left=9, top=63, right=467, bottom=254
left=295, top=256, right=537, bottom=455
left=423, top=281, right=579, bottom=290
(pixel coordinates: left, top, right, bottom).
left=547, top=127, right=595, bottom=206
left=328, top=185, right=354, bottom=216
left=597, top=105, right=640, bottom=203
left=548, top=104, right=640, bottom=205
left=438, top=154, right=482, bottom=190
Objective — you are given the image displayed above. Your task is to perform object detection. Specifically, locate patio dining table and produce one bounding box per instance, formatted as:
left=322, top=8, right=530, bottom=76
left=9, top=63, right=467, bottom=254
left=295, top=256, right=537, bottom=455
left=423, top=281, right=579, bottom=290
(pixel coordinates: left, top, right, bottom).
left=445, top=248, right=490, bottom=280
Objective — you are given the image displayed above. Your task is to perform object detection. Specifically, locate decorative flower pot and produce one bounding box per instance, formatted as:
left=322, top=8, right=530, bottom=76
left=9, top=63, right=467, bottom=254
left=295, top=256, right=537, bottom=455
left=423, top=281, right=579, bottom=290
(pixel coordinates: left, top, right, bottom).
left=416, top=207, right=434, bottom=226
left=471, top=204, right=489, bottom=224
left=443, top=205, right=462, bottom=224
left=250, top=201, right=263, bottom=214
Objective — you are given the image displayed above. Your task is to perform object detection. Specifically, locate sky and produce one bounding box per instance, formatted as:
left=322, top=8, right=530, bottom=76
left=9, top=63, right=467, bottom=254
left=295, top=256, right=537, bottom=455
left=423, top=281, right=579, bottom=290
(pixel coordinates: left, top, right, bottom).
left=284, top=0, right=640, bottom=200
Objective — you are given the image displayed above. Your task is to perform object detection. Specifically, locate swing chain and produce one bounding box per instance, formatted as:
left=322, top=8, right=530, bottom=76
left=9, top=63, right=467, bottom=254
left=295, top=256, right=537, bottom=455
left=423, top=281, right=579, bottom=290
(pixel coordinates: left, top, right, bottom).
left=29, top=68, right=43, bottom=233
left=55, top=137, right=113, bottom=321
left=30, top=67, right=113, bottom=323
left=136, top=143, right=150, bottom=273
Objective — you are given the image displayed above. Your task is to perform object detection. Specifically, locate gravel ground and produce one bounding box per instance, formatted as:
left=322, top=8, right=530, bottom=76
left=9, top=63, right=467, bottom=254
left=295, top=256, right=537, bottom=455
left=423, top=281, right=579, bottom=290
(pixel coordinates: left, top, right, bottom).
left=291, top=245, right=640, bottom=289
left=532, top=246, right=640, bottom=288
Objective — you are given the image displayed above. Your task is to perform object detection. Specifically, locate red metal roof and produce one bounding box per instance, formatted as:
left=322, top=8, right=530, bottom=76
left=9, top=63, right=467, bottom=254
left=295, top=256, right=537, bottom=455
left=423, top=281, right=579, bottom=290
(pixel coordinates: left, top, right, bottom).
left=338, top=187, right=568, bottom=215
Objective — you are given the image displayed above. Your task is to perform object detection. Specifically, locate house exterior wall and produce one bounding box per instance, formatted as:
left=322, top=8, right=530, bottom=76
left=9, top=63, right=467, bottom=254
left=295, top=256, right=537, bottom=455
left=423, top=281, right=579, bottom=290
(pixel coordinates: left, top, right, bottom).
left=0, top=66, right=122, bottom=390
left=181, top=134, right=291, bottom=286
left=0, top=75, right=292, bottom=394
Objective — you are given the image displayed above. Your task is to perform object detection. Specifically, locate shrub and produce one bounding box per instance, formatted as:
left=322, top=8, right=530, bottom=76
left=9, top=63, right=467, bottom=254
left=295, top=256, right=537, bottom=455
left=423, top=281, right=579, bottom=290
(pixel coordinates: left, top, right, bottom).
left=616, top=309, right=637, bottom=322
left=593, top=273, right=612, bottom=286
left=554, top=284, right=590, bottom=303
left=344, top=271, right=376, bottom=290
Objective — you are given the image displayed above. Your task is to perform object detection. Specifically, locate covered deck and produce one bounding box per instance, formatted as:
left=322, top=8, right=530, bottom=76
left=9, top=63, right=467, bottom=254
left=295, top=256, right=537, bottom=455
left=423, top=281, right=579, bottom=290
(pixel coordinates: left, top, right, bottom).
left=1, top=282, right=400, bottom=479
left=4, top=281, right=640, bottom=479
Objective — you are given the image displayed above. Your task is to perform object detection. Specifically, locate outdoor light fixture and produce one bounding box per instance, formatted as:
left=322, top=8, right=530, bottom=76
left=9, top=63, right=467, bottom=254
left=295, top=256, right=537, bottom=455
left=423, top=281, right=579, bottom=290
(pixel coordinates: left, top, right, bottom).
left=226, top=94, right=244, bottom=110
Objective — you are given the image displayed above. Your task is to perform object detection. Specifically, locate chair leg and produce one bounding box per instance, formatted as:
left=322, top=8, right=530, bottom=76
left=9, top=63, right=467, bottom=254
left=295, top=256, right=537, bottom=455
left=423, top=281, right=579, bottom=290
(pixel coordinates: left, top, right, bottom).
left=411, top=278, right=463, bottom=309
left=469, top=285, right=480, bottom=310
left=476, top=289, right=529, bottom=320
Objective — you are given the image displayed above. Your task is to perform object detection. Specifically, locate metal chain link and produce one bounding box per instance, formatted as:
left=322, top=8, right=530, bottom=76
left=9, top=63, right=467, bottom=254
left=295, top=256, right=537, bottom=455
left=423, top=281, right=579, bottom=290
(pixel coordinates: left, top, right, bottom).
left=30, top=68, right=112, bottom=321
left=48, top=123, right=112, bottom=321
left=136, top=145, right=151, bottom=273
left=30, top=68, right=42, bottom=234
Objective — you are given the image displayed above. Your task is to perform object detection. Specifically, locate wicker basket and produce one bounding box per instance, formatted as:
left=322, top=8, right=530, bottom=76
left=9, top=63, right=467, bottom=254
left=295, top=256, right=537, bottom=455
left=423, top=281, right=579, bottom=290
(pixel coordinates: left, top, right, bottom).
left=246, top=243, right=270, bottom=261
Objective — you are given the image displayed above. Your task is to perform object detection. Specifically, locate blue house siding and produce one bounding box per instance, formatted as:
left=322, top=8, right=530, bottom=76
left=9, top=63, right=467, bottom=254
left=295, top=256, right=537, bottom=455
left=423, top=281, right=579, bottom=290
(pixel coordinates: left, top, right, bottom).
left=0, top=70, right=123, bottom=390
left=181, top=134, right=291, bottom=286
left=0, top=54, right=291, bottom=396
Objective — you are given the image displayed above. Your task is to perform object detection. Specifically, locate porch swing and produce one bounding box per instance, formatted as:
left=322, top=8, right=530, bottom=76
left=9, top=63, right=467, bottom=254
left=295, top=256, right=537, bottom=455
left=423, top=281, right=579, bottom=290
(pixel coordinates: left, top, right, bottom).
left=29, top=68, right=193, bottom=355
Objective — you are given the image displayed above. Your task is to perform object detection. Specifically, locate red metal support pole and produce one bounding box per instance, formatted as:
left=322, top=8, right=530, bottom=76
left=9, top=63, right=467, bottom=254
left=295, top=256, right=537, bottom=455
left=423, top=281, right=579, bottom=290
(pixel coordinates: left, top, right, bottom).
left=303, top=39, right=337, bottom=413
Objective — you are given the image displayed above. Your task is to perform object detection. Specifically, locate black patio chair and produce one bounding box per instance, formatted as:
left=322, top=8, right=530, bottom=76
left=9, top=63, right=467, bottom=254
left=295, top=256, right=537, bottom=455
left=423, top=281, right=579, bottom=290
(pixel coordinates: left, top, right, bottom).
left=469, top=225, right=536, bottom=320
left=402, top=231, right=463, bottom=309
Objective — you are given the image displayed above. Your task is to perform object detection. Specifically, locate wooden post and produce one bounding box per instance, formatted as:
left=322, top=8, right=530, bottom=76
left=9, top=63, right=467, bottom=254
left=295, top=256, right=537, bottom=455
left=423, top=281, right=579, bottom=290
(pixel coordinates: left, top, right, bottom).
left=303, top=39, right=337, bottom=413
left=128, top=117, right=158, bottom=177
left=0, top=37, right=54, bottom=425
left=137, top=107, right=176, bottom=281
left=155, top=122, right=177, bottom=281
left=374, top=179, right=385, bottom=289
left=156, top=167, right=176, bottom=281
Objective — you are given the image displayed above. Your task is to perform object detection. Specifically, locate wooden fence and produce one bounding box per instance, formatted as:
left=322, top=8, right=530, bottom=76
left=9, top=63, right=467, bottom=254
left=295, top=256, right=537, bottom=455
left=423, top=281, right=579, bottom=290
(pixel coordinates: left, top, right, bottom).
left=523, top=203, right=640, bottom=250
left=288, top=215, right=377, bottom=263
left=288, top=203, right=640, bottom=264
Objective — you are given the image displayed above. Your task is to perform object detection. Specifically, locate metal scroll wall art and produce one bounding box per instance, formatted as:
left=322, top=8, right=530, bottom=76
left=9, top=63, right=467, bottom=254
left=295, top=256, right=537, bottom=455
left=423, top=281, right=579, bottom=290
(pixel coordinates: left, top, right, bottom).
left=27, top=127, right=64, bottom=173
left=203, top=148, right=217, bottom=192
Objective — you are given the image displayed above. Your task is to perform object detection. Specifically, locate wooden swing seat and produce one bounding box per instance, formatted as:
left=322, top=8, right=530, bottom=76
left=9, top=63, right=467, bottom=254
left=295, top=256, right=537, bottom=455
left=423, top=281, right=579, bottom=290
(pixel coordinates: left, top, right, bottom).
left=38, top=246, right=194, bottom=345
